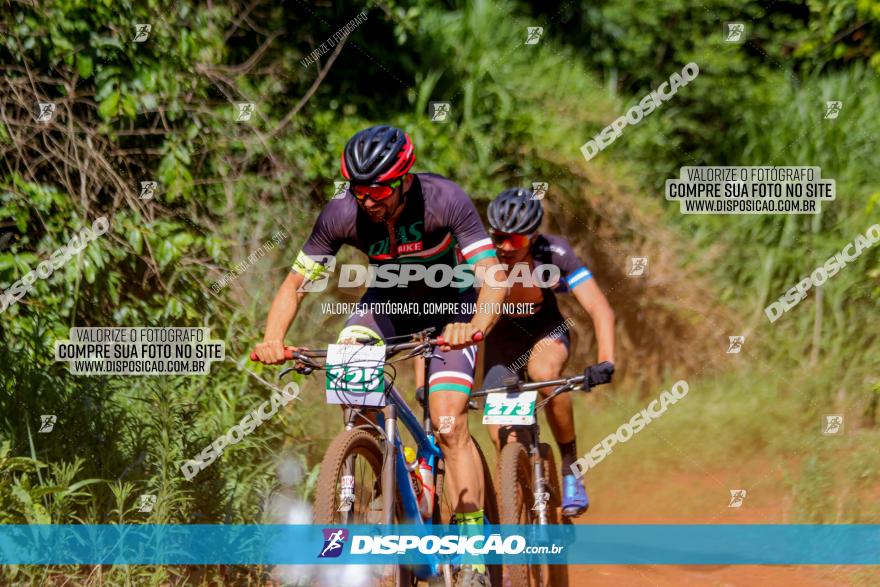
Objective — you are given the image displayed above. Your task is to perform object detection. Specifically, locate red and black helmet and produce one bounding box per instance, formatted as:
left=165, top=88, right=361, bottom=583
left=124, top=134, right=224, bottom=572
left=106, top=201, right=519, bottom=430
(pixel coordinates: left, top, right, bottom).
left=340, top=125, right=415, bottom=183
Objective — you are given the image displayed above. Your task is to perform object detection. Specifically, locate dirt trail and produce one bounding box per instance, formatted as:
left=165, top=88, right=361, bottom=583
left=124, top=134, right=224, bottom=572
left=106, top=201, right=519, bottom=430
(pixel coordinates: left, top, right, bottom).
left=563, top=469, right=873, bottom=586
left=569, top=512, right=854, bottom=587
left=569, top=561, right=845, bottom=586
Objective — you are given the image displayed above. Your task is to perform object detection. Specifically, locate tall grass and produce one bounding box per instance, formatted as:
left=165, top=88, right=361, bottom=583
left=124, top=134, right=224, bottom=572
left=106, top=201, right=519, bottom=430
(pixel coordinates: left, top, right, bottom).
left=642, top=66, right=880, bottom=332
left=574, top=349, right=880, bottom=523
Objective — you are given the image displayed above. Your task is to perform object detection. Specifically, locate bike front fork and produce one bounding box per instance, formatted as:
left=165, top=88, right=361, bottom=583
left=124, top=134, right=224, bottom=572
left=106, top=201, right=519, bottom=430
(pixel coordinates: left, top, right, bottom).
left=339, top=405, right=399, bottom=526
left=382, top=403, right=398, bottom=526
left=527, top=423, right=550, bottom=525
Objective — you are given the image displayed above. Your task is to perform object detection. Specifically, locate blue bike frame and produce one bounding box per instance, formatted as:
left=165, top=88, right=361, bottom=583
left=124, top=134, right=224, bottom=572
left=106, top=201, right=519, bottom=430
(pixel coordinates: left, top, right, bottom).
left=371, top=384, right=444, bottom=580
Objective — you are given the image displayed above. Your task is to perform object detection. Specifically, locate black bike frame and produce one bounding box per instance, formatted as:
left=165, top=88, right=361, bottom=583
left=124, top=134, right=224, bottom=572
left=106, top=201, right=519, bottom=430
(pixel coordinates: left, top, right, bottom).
left=471, top=376, right=586, bottom=525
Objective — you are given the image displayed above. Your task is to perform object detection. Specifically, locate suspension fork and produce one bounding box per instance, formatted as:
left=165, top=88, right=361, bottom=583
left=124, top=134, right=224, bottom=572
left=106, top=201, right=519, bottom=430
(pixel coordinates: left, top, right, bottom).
left=422, top=347, right=433, bottom=431
left=382, top=402, right=398, bottom=525
left=342, top=408, right=357, bottom=479
left=529, top=422, right=550, bottom=525
left=341, top=407, right=357, bottom=524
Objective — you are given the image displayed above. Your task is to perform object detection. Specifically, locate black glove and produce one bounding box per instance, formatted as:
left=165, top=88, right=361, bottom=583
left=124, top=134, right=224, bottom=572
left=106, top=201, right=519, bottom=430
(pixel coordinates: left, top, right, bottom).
left=585, top=361, right=615, bottom=388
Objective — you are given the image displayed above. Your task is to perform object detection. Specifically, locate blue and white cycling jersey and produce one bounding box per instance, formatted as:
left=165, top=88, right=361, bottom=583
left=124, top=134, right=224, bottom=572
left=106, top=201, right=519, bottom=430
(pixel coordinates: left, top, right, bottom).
left=530, top=233, right=593, bottom=294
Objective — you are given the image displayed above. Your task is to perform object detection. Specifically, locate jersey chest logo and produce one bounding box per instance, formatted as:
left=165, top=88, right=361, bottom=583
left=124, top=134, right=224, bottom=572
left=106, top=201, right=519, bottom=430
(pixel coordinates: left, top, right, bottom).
left=367, top=221, right=424, bottom=257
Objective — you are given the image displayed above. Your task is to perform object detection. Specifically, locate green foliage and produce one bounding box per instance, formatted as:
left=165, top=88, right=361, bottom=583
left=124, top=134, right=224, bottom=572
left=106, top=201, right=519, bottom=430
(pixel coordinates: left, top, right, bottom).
left=1, top=0, right=879, bottom=582
left=797, top=0, right=880, bottom=70
left=792, top=455, right=837, bottom=522
left=656, top=65, right=880, bottom=341
left=0, top=441, right=50, bottom=524
left=2, top=1, right=320, bottom=581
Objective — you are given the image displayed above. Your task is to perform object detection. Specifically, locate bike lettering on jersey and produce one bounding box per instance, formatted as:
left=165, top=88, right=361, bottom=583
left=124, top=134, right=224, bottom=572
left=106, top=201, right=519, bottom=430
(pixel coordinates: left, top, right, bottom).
left=367, top=221, right=425, bottom=257
left=397, top=241, right=424, bottom=254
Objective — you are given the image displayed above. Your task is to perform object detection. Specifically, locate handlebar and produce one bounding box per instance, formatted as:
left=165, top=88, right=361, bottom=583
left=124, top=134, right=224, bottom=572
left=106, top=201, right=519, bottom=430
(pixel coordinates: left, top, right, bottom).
left=470, top=361, right=615, bottom=400
left=249, top=329, right=483, bottom=368
left=249, top=347, right=298, bottom=362
left=438, top=330, right=483, bottom=345
left=470, top=377, right=582, bottom=398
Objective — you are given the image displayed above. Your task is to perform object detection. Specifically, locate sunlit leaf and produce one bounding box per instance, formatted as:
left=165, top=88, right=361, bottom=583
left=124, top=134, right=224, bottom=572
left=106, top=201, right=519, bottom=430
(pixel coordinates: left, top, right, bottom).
left=98, top=91, right=119, bottom=120
left=76, top=54, right=93, bottom=78
left=128, top=229, right=143, bottom=254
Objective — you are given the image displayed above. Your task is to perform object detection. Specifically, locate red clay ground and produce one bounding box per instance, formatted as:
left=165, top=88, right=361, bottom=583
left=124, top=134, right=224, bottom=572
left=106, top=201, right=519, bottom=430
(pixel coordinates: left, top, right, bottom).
left=565, top=466, right=878, bottom=586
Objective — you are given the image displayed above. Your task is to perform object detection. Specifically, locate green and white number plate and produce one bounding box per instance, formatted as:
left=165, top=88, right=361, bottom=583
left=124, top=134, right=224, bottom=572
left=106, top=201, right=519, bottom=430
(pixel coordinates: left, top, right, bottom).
left=482, top=391, right=537, bottom=425
left=325, top=344, right=386, bottom=407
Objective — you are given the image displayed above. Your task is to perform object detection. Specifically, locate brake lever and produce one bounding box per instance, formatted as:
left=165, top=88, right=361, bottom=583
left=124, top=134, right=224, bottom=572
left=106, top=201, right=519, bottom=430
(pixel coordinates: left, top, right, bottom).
left=279, top=366, right=298, bottom=380
left=277, top=350, right=319, bottom=376
left=423, top=349, right=446, bottom=362
left=536, top=384, right=571, bottom=410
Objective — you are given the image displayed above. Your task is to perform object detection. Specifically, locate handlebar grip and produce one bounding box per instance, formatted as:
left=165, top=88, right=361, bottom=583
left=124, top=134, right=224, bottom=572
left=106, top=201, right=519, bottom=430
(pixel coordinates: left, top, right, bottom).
left=584, top=361, right=615, bottom=389
left=250, top=347, right=299, bottom=362
left=436, top=330, right=484, bottom=346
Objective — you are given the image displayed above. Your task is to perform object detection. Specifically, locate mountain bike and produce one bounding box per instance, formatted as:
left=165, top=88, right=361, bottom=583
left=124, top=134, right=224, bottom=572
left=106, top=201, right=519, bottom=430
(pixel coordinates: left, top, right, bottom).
left=257, top=328, right=502, bottom=587
left=470, top=363, right=613, bottom=587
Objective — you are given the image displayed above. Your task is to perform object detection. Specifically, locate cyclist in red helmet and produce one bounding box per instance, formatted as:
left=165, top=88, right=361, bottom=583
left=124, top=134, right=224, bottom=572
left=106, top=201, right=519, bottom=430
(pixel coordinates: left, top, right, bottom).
left=255, top=125, right=507, bottom=585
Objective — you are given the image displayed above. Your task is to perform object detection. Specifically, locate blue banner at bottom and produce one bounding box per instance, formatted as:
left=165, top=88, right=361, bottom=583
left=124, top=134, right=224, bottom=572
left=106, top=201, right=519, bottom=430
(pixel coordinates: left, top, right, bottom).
left=0, top=524, right=878, bottom=565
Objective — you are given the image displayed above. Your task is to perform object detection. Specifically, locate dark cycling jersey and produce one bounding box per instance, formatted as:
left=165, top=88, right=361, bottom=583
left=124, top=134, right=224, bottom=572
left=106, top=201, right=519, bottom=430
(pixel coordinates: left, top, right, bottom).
left=530, top=233, right=593, bottom=295
left=291, top=172, right=497, bottom=396
left=483, top=233, right=592, bottom=387
left=292, top=173, right=496, bottom=297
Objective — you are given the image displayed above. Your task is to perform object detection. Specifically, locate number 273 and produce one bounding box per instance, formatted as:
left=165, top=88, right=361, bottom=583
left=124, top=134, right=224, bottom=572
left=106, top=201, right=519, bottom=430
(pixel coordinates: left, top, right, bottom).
left=487, top=402, right=530, bottom=416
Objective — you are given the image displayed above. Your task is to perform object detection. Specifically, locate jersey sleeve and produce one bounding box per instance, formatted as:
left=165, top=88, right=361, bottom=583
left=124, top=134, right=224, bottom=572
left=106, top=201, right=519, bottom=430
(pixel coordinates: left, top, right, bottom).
left=291, top=202, right=349, bottom=280
left=547, top=235, right=593, bottom=290
left=443, top=183, right=496, bottom=265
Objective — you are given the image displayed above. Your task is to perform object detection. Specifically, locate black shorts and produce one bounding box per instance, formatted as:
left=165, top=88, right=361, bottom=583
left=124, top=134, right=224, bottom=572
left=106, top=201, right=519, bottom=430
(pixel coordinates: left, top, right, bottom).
left=483, top=302, right=571, bottom=389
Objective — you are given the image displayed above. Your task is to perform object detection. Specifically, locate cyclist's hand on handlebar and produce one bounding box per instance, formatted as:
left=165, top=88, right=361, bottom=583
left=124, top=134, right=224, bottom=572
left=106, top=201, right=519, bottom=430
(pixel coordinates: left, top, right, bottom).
left=585, top=361, right=615, bottom=388
left=437, top=322, right=484, bottom=352
left=252, top=339, right=298, bottom=365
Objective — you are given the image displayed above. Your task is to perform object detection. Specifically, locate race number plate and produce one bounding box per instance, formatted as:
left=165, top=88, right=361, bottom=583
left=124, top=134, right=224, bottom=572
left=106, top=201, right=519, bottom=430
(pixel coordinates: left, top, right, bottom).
left=482, top=391, right=537, bottom=425
left=325, top=344, right=386, bottom=407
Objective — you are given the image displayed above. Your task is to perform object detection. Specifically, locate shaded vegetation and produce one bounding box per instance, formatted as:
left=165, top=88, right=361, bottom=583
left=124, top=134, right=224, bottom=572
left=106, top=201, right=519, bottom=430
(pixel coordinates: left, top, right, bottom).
left=1, top=0, right=878, bottom=583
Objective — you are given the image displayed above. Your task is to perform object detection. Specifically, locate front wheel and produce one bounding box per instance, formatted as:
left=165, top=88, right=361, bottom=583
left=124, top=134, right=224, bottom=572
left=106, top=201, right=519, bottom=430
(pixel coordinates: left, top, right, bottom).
left=539, top=443, right=568, bottom=587
left=313, top=428, right=415, bottom=587
left=313, top=428, right=384, bottom=524
left=498, top=442, right=567, bottom=587
left=498, top=442, right=534, bottom=587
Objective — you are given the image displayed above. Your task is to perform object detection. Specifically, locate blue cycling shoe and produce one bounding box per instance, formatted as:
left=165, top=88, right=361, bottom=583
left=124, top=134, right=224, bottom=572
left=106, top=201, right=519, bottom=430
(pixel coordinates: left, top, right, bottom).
left=561, top=474, right=589, bottom=518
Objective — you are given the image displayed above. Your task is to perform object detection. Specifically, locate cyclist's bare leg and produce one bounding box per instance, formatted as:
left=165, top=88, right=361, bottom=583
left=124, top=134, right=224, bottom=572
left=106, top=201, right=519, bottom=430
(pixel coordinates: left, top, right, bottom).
left=414, top=355, right=425, bottom=390
left=430, top=390, right=484, bottom=513
left=526, top=338, right=571, bottom=443
left=488, top=423, right=523, bottom=450
left=488, top=423, right=501, bottom=451
left=486, top=339, right=569, bottom=456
